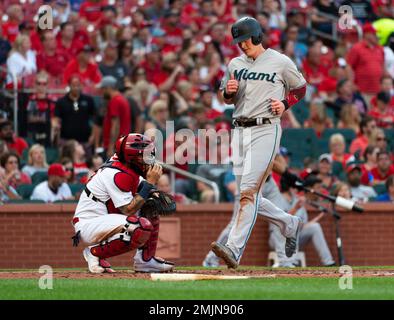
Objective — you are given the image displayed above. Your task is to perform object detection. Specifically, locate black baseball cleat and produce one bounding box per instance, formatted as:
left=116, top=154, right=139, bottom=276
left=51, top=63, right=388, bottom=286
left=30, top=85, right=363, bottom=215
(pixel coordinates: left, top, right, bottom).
left=285, top=217, right=303, bottom=258
left=211, top=242, right=238, bottom=269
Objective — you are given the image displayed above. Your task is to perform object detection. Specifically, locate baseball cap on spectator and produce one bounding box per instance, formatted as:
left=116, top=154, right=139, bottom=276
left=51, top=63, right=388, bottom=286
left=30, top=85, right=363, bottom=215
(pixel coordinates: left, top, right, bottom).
left=363, top=23, right=377, bottom=35
left=319, top=153, right=332, bottom=163
left=48, top=163, right=66, bottom=177
left=346, top=162, right=362, bottom=174
left=97, top=75, right=118, bottom=89
left=376, top=91, right=391, bottom=104
left=101, top=5, right=117, bottom=14
left=0, top=120, right=13, bottom=131
left=76, top=44, right=95, bottom=55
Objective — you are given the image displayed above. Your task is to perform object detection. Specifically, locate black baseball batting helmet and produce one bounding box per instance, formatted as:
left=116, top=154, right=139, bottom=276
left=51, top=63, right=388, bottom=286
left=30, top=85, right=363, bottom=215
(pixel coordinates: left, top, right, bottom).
left=231, top=17, right=263, bottom=45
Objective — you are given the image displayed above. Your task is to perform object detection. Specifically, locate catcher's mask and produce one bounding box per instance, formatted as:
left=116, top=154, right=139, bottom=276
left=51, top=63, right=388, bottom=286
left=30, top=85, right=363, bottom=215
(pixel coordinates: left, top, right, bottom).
left=115, top=133, right=156, bottom=176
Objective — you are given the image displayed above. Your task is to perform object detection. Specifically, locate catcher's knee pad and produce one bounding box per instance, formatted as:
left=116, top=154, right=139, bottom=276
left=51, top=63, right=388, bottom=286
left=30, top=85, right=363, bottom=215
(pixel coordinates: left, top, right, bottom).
left=125, top=216, right=153, bottom=249
left=141, top=216, right=160, bottom=261
left=90, top=216, right=152, bottom=259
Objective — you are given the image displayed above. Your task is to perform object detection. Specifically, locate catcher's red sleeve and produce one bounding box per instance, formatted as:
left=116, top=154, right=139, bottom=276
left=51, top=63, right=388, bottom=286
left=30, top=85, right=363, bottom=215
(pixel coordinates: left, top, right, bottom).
left=283, top=85, right=306, bottom=109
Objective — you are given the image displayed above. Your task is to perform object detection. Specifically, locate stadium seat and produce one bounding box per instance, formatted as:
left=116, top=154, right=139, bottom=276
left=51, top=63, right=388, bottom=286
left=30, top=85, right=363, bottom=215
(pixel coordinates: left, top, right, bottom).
left=45, top=148, right=59, bottom=164
left=31, top=171, right=48, bottom=184
left=384, top=129, right=394, bottom=152
left=16, top=184, right=36, bottom=199
left=331, top=161, right=345, bottom=180
left=373, top=184, right=387, bottom=195
left=291, top=100, right=309, bottom=124
left=281, top=128, right=318, bottom=168
left=69, top=183, right=85, bottom=196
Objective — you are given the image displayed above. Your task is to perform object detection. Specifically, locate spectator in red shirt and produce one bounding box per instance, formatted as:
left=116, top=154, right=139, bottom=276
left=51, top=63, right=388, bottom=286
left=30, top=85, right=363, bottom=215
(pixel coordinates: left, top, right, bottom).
left=368, top=91, right=394, bottom=128
left=257, top=11, right=282, bottom=50
left=349, top=116, right=377, bottom=155
left=2, top=4, right=23, bottom=43
left=154, top=52, right=185, bottom=91
left=138, top=45, right=162, bottom=84
left=0, top=121, right=28, bottom=157
left=361, top=151, right=394, bottom=185
left=302, top=43, right=336, bottom=95
left=36, top=31, right=68, bottom=85
left=210, top=22, right=239, bottom=63
left=98, top=76, right=131, bottom=157
left=200, top=87, right=223, bottom=120
left=57, top=22, right=84, bottom=61
left=63, top=44, right=102, bottom=94
left=79, top=0, right=106, bottom=23
left=161, top=9, right=184, bottom=53
left=346, top=23, right=385, bottom=97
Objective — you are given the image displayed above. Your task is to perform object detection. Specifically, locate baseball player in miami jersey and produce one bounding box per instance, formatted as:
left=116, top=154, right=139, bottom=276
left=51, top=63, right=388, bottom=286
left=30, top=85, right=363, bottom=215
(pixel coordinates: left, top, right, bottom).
left=72, top=133, right=174, bottom=273
left=211, top=16, right=307, bottom=268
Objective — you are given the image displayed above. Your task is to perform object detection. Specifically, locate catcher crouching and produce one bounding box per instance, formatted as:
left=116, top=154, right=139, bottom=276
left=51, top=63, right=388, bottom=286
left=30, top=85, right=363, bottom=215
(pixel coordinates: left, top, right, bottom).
left=71, top=133, right=176, bottom=273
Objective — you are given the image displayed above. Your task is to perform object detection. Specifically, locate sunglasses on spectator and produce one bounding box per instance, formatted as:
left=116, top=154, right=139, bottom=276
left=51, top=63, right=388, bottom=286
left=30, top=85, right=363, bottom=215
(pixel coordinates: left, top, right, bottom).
left=36, top=81, right=48, bottom=86
left=65, top=167, right=74, bottom=172
left=377, top=137, right=387, bottom=141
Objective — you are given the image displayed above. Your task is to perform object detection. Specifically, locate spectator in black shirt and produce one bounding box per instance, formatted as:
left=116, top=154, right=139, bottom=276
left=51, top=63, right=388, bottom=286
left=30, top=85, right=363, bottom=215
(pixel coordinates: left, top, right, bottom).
left=341, top=0, right=377, bottom=24
left=0, top=28, right=11, bottom=65
left=311, top=0, right=338, bottom=36
left=53, top=75, right=96, bottom=153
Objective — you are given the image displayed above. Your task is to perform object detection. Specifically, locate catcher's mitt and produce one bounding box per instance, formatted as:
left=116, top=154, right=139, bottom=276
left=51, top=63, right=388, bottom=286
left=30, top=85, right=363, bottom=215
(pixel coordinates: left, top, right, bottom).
left=139, top=190, right=176, bottom=218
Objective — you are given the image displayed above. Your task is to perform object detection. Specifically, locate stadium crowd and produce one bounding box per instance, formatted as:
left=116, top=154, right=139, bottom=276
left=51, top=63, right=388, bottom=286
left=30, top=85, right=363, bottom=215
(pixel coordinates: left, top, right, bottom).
left=0, top=0, right=392, bottom=206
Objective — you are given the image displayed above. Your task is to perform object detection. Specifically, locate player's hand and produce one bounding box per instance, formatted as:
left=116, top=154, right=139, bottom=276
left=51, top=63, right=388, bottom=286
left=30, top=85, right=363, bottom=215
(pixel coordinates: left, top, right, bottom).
left=146, top=163, right=163, bottom=185
left=225, top=73, right=239, bottom=95
left=270, top=98, right=285, bottom=116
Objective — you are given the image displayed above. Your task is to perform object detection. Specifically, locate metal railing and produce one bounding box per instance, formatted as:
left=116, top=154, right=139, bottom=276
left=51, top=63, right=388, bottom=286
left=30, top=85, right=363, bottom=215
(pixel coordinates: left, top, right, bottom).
left=157, top=160, right=221, bottom=203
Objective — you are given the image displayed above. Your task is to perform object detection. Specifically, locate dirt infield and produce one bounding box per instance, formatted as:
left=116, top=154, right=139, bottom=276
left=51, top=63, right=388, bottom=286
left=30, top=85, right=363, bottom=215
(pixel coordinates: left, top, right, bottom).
left=1, top=268, right=394, bottom=279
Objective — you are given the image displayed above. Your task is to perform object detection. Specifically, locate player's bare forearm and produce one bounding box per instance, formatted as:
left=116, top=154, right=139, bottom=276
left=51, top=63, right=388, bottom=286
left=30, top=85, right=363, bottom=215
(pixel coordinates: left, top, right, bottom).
left=119, top=194, right=146, bottom=215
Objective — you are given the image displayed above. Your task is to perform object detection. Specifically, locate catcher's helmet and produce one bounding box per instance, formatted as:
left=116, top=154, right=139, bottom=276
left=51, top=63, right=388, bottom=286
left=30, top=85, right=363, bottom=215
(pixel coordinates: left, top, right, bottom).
left=115, top=133, right=156, bottom=171
left=231, top=16, right=263, bottom=45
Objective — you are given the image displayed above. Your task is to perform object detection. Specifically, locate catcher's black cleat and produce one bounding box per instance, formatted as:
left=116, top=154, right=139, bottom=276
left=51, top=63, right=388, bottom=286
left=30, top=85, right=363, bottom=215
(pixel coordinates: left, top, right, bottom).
left=285, top=217, right=303, bottom=258
left=211, top=242, right=238, bottom=269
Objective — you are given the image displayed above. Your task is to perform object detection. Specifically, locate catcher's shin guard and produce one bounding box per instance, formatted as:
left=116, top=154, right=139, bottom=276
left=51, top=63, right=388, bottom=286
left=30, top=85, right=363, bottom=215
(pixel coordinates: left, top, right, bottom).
left=90, top=216, right=153, bottom=260
left=141, top=215, right=160, bottom=261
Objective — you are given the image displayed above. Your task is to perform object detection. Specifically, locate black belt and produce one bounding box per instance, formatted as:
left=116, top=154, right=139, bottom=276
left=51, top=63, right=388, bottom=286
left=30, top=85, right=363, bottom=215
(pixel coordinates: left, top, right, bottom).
left=232, top=117, right=271, bottom=127
left=84, top=187, right=104, bottom=203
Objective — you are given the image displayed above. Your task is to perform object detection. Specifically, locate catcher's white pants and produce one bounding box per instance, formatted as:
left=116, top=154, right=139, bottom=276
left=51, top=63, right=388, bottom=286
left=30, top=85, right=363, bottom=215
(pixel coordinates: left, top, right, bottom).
left=226, top=124, right=299, bottom=262
left=73, top=214, right=129, bottom=245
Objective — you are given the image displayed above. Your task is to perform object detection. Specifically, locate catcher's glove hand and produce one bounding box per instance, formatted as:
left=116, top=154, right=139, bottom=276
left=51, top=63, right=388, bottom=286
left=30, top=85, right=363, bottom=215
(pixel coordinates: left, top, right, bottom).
left=139, top=190, right=176, bottom=218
